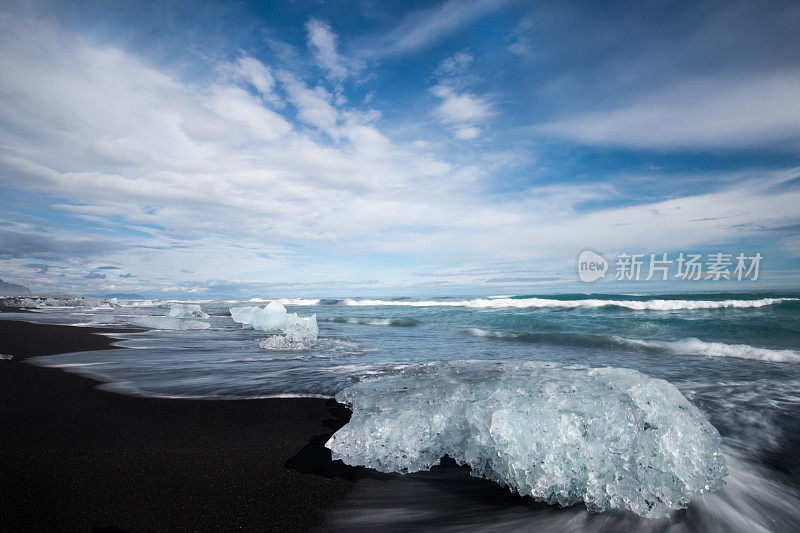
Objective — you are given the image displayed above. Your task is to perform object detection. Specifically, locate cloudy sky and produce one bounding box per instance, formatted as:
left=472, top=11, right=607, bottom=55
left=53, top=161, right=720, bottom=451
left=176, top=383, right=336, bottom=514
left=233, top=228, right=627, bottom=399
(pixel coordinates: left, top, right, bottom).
left=1, top=0, right=799, bottom=297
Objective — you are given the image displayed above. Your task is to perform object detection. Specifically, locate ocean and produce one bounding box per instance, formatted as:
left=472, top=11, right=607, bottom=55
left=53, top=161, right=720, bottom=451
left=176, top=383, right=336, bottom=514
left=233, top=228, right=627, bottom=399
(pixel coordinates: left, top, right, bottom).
left=7, top=291, right=800, bottom=531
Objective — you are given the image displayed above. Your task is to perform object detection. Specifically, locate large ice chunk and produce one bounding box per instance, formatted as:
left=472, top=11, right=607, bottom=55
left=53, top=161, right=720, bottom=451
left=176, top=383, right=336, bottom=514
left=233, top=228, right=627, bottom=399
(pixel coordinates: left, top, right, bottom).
left=230, top=301, right=318, bottom=349
left=166, top=303, right=209, bottom=319
left=230, top=301, right=317, bottom=332
left=326, top=361, right=726, bottom=518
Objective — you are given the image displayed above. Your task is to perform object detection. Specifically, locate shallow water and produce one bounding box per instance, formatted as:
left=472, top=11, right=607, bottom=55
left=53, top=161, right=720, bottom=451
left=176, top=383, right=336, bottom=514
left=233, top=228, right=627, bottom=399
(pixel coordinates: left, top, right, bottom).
left=7, top=292, right=800, bottom=530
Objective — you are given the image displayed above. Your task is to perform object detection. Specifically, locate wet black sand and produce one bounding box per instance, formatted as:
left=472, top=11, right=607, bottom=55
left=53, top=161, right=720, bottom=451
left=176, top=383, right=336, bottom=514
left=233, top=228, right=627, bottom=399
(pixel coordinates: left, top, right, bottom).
left=0, top=319, right=356, bottom=531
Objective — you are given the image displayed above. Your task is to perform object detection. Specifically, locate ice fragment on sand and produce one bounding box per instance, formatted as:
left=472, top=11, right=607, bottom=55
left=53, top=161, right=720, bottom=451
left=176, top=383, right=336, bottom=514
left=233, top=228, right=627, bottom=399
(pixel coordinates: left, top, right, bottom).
left=326, top=360, right=726, bottom=518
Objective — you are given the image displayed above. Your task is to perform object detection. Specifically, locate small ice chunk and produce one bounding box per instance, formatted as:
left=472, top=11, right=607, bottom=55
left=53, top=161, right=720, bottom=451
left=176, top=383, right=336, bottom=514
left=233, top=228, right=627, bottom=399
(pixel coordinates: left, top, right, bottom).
left=166, top=303, right=209, bottom=319
left=230, top=302, right=318, bottom=349
left=0, top=354, right=13, bottom=360
left=258, top=324, right=319, bottom=350
left=326, top=361, right=727, bottom=518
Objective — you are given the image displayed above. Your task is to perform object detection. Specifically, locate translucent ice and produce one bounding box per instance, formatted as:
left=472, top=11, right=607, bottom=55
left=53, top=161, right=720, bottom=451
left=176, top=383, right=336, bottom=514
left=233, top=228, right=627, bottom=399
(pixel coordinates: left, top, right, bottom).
left=230, top=301, right=318, bottom=349
left=258, top=324, right=319, bottom=350
left=166, top=303, right=209, bottom=319
left=326, top=361, right=727, bottom=518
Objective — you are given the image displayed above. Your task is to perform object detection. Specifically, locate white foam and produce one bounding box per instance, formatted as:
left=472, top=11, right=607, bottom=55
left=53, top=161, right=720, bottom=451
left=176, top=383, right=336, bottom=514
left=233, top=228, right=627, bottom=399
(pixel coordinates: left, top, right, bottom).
left=616, top=337, right=800, bottom=363
left=347, top=318, right=393, bottom=326
left=327, top=361, right=726, bottom=518
left=320, top=317, right=420, bottom=327
left=262, top=393, right=334, bottom=399
left=117, top=299, right=165, bottom=308
left=127, top=316, right=211, bottom=330
left=328, top=445, right=800, bottom=532
left=463, top=328, right=800, bottom=364
left=464, top=327, right=503, bottom=337
left=343, top=297, right=796, bottom=310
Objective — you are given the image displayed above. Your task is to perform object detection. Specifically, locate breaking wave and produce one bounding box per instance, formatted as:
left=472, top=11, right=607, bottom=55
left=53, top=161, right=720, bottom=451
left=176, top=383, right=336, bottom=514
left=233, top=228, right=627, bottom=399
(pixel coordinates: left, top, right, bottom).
left=343, top=297, right=796, bottom=311
left=615, top=337, right=800, bottom=364
left=319, top=317, right=421, bottom=327
left=117, top=299, right=165, bottom=308
left=463, top=328, right=800, bottom=364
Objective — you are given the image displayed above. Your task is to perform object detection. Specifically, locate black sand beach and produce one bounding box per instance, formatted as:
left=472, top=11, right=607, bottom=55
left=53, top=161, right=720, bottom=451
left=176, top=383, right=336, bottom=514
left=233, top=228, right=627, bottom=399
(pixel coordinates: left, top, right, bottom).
left=0, top=319, right=355, bottom=531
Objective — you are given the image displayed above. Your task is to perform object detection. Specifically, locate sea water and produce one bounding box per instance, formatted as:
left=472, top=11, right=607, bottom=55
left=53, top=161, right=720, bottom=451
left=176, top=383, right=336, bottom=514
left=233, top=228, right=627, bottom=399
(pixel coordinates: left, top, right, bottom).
left=5, top=292, right=800, bottom=529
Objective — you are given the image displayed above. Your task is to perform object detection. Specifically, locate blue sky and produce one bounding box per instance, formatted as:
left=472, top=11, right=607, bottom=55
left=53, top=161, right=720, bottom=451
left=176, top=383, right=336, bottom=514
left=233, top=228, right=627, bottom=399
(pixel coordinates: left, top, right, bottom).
left=1, top=0, right=799, bottom=297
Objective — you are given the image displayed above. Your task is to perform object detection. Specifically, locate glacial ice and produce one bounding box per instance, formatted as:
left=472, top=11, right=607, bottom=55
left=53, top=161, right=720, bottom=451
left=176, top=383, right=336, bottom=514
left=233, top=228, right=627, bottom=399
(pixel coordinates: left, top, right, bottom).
left=166, top=303, right=209, bottom=319
left=258, top=324, right=319, bottom=350
left=230, top=301, right=318, bottom=349
left=326, top=361, right=727, bottom=518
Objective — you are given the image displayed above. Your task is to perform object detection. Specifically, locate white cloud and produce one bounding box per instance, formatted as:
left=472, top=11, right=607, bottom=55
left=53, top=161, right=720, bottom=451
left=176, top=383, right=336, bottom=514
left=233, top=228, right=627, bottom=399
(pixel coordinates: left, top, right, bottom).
left=210, top=86, right=292, bottom=141
left=455, top=126, right=481, bottom=140
left=431, top=85, right=492, bottom=123
left=507, top=17, right=535, bottom=56
left=536, top=72, right=800, bottom=149
left=362, top=0, right=512, bottom=58
left=434, top=51, right=473, bottom=78
left=305, top=18, right=360, bottom=84
left=431, top=84, right=493, bottom=139
left=231, top=56, right=275, bottom=96
left=277, top=70, right=340, bottom=134
left=0, top=9, right=798, bottom=293
left=430, top=51, right=492, bottom=140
